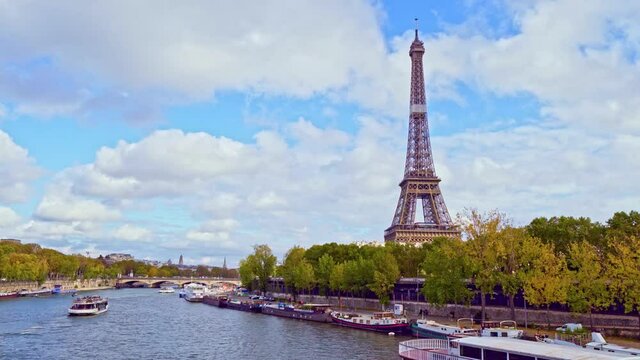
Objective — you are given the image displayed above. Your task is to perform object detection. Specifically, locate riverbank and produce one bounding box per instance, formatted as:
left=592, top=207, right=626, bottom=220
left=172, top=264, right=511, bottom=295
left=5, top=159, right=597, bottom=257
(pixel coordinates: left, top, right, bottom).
left=291, top=293, right=640, bottom=339
left=0, top=278, right=116, bottom=293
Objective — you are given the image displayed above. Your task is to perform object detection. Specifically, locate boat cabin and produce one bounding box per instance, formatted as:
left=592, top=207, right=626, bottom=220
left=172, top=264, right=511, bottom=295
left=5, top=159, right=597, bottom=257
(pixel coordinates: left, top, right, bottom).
left=451, top=337, right=640, bottom=360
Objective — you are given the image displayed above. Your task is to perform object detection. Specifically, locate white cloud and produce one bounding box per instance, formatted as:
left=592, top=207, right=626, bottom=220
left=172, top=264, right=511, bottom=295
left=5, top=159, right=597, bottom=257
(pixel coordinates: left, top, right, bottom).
left=35, top=185, right=120, bottom=222
left=0, top=0, right=403, bottom=118
left=0, top=206, right=21, bottom=227
left=421, top=1, right=640, bottom=130
left=0, top=130, right=42, bottom=203
left=113, top=224, right=151, bottom=241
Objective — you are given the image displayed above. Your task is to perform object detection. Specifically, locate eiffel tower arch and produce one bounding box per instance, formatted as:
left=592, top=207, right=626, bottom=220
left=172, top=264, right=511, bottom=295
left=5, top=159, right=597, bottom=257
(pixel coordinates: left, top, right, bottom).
left=384, top=26, right=460, bottom=245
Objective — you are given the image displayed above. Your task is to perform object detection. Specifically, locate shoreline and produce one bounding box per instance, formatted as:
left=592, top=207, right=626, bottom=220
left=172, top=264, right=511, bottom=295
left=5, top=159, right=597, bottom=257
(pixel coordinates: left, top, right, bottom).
left=76, top=286, right=115, bottom=292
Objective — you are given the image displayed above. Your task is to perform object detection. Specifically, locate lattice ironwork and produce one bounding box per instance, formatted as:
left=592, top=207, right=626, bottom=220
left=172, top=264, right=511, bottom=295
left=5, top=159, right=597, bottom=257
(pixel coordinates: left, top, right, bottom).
left=385, top=27, right=460, bottom=245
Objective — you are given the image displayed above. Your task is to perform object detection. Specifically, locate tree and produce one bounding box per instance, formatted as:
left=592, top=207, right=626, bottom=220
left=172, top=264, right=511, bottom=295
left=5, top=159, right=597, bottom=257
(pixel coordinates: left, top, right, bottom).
left=330, top=263, right=347, bottom=309
left=368, top=250, right=400, bottom=308
left=527, top=216, right=605, bottom=255
left=344, top=257, right=374, bottom=307
left=0, top=253, right=48, bottom=283
left=497, top=227, right=543, bottom=320
left=459, top=208, right=508, bottom=321
left=522, top=242, right=569, bottom=328
left=281, top=246, right=306, bottom=297
left=566, top=241, right=612, bottom=328
left=421, top=237, right=473, bottom=318
left=195, top=265, right=210, bottom=277
left=607, top=211, right=640, bottom=239
left=315, top=253, right=335, bottom=297
left=607, top=235, right=640, bottom=336
left=293, top=260, right=315, bottom=296
left=238, top=244, right=277, bottom=294
left=238, top=257, right=256, bottom=290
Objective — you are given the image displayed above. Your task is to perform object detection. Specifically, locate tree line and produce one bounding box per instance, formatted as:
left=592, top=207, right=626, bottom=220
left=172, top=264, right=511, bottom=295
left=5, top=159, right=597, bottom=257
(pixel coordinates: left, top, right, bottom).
left=238, top=210, right=640, bottom=328
left=0, top=242, right=237, bottom=283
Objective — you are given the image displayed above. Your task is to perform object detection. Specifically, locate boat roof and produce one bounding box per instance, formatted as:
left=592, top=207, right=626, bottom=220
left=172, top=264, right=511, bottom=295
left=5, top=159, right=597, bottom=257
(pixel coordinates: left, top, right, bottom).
left=303, top=304, right=331, bottom=307
left=454, top=337, right=640, bottom=360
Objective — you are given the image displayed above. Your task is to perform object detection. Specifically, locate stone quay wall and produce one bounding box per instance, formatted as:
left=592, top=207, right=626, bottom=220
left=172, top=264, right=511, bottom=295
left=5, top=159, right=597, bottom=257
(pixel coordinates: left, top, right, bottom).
left=292, top=294, right=640, bottom=338
left=0, top=278, right=115, bottom=293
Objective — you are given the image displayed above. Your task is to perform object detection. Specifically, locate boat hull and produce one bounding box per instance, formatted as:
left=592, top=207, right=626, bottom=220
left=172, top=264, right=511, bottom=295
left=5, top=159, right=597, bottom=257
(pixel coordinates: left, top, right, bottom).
left=0, top=292, right=18, bottom=299
left=262, top=305, right=331, bottom=323
left=331, top=315, right=410, bottom=333
left=227, top=301, right=262, bottom=313
left=184, top=296, right=203, bottom=302
left=203, top=296, right=228, bottom=308
left=410, top=323, right=449, bottom=339
left=68, top=306, right=109, bottom=316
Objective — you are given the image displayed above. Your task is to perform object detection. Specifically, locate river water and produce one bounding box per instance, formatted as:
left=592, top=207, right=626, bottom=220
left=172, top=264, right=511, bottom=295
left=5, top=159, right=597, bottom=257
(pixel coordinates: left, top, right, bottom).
left=0, top=289, right=406, bottom=359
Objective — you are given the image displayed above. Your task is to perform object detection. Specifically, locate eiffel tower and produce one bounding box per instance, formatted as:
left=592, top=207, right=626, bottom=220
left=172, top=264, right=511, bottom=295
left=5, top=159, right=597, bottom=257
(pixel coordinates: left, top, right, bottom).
left=384, top=25, right=460, bottom=244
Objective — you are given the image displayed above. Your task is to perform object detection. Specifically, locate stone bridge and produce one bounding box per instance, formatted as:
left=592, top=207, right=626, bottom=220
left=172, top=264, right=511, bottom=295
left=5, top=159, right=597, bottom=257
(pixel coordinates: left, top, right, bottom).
left=116, top=276, right=241, bottom=288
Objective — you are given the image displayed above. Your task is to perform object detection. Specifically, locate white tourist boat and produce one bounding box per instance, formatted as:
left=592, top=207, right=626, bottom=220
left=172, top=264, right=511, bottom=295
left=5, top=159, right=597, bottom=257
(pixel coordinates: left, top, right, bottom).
left=68, top=296, right=108, bottom=316
left=183, top=283, right=206, bottom=302
left=544, top=331, right=640, bottom=357
left=480, top=320, right=523, bottom=338
left=411, top=318, right=478, bottom=339
left=158, top=286, right=175, bottom=294
left=399, top=337, right=640, bottom=360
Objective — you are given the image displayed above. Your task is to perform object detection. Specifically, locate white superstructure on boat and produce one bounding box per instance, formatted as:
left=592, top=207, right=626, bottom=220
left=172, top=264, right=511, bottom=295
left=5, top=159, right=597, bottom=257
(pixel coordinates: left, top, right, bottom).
left=158, top=286, right=175, bottom=294
left=183, top=283, right=206, bottom=302
left=412, top=318, right=478, bottom=339
left=480, top=320, right=523, bottom=338
left=586, top=332, right=640, bottom=356
left=399, top=337, right=640, bottom=360
left=68, top=296, right=108, bottom=316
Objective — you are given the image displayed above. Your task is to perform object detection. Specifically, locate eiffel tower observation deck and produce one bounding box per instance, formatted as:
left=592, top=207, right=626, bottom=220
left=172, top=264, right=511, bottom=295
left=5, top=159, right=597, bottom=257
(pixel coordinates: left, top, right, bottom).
left=385, top=23, right=460, bottom=245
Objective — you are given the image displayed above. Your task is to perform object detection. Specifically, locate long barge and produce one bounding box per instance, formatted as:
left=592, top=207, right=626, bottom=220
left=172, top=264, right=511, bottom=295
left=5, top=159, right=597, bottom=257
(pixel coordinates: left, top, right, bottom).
left=261, top=303, right=332, bottom=323
left=203, top=294, right=228, bottom=308
left=226, top=299, right=262, bottom=313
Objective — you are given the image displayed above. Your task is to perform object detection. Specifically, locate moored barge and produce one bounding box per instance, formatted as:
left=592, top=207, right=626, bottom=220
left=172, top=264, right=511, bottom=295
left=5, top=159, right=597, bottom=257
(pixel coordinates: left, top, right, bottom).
left=203, top=294, right=228, bottom=308
left=262, top=303, right=331, bottom=323
left=330, top=311, right=409, bottom=334
left=227, top=299, right=262, bottom=313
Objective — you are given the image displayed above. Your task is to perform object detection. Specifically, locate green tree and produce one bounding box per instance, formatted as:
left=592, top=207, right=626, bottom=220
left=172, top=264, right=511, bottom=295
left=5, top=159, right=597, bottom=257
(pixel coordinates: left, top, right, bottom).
left=368, top=250, right=400, bottom=308
left=315, top=253, right=335, bottom=297
left=238, top=244, right=277, bottom=294
left=566, top=241, right=612, bottom=328
left=281, top=246, right=306, bottom=297
left=606, top=211, right=640, bottom=239
left=527, top=216, right=605, bottom=255
left=293, top=260, right=315, bottom=296
left=522, top=242, right=569, bottom=328
left=607, top=235, right=640, bottom=335
left=238, top=257, right=256, bottom=290
left=497, top=227, right=544, bottom=321
left=421, top=237, right=473, bottom=318
left=460, top=208, right=507, bottom=321
left=0, top=253, right=48, bottom=283
left=195, top=265, right=210, bottom=277
left=330, top=262, right=347, bottom=309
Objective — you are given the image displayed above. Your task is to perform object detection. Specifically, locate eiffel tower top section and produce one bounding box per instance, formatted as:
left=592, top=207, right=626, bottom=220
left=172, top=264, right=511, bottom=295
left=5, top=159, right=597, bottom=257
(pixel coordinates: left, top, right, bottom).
left=404, top=26, right=436, bottom=179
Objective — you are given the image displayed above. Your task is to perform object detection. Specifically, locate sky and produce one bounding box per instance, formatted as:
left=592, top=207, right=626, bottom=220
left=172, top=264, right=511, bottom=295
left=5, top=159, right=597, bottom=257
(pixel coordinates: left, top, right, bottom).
left=1, top=0, right=639, bottom=267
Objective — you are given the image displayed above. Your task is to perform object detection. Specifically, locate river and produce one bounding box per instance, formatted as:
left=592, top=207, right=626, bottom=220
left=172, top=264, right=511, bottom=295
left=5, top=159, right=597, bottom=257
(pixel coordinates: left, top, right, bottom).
left=0, top=288, right=406, bottom=359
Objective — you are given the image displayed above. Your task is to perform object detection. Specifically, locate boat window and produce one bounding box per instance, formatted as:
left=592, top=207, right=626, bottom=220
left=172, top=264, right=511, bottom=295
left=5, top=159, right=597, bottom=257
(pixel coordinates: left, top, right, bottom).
left=509, top=355, right=535, bottom=360
left=483, top=349, right=507, bottom=360
left=501, top=332, right=508, bottom=337
left=459, top=345, right=482, bottom=359
left=491, top=331, right=498, bottom=337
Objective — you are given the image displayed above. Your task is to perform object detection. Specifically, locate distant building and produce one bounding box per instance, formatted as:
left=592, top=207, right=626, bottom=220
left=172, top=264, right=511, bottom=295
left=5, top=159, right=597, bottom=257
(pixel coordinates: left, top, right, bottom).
left=354, top=240, right=384, bottom=247
left=104, top=253, right=134, bottom=264
left=0, top=238, right=21, bottom=244
left=167, top=258, right=172, bottom=265
left=179, top=254, right=183, bottom=266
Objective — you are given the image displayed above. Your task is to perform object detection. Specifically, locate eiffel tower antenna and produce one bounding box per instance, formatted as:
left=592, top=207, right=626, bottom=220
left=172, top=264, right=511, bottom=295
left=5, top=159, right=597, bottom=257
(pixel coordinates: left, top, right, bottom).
left=384, top=22, right=460, bottom=245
